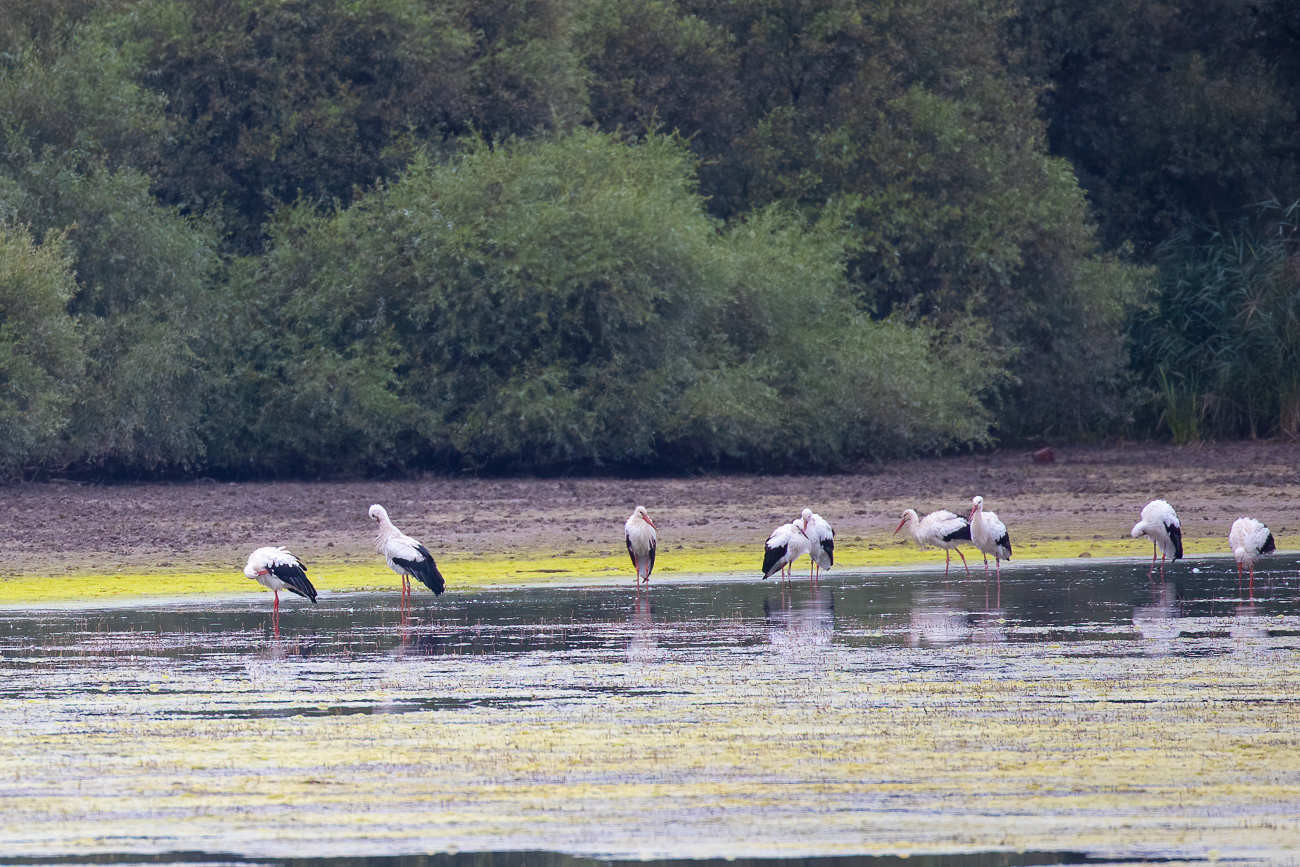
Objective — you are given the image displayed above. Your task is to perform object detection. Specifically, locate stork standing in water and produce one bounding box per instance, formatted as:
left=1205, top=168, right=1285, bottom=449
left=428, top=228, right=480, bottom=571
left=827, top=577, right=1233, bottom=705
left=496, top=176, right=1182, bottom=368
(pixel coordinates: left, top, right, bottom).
left=369, top=504, right=445, bottom=615
left=969, top=496, right=1012, bottom=580
left=802, top=508, right=834, bottom=581
left=624, top=506, right=657, bottom=586
left=1229, top=516, right=1275, bottom=596
left=762, top=516, right=811, bottom=583
left=1130, top=499, right=1182, bottom=576
left=243, top=546, right=318, bottom=638
left=894, top=508, right=972, bottom=576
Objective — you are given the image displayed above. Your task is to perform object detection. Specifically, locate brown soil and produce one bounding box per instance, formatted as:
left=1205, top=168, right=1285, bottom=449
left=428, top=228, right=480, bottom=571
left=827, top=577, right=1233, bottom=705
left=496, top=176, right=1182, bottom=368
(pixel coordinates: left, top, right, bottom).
left=3, top=440, right=1299, bottom=576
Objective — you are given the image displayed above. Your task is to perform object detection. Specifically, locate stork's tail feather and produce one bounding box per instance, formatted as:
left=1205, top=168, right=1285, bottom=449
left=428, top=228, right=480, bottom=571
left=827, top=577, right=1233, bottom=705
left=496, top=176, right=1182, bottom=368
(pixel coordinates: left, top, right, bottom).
left=761, top=545, right=784, bottom=579
left=415, top=561, right=446, bottom=595
left=270, top=563, right=318, bottom=603
left=392, top=553, right=446, bottom=596
left=1168, top=523, right=1184, bottom=560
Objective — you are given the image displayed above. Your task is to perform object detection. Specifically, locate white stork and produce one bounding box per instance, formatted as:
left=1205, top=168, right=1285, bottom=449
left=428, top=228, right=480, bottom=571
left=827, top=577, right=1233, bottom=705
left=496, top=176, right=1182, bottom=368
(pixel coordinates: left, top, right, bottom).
left=762, top=516, right=811, bottom=582
left=969, top=496, right=1012, bottom=579
left=1229, top=516, right=1275, bottom=595
left=894, top=508, right=972, bottom=576
left=1130, top=499, right=1183, bottom=575
left=624, top=505, right=658, bottom=585
left=801, top=508, right=834, bottom=580
left=369, top=504, right=445, bottom=613
left=243, top=546, right=317, bottom=637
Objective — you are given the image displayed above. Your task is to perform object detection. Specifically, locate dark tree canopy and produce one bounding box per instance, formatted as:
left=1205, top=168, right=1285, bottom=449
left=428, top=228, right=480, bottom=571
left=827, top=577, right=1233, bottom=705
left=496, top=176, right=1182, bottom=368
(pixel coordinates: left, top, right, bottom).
left=0, top=0, right=1292, bottom=477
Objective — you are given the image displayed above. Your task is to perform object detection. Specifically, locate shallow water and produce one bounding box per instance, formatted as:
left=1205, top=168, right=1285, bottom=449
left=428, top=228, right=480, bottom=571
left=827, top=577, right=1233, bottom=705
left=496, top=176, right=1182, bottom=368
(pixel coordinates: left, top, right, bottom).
left=3, top=556, right=1299, bottom=866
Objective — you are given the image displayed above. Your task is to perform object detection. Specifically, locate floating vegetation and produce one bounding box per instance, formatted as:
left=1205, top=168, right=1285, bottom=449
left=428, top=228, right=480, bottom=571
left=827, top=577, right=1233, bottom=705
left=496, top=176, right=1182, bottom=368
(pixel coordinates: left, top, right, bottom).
left=1, top=560, right=1298, bottom=865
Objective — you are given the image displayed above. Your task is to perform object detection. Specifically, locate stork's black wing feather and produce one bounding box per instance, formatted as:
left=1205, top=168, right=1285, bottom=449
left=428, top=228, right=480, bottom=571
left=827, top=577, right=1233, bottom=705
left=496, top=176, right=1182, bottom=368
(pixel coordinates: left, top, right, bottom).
left=942, top=521, right=972, bottom=543
left=268, top=560, right=318, bottom=603
left=394, top=543, right=445, bottom=595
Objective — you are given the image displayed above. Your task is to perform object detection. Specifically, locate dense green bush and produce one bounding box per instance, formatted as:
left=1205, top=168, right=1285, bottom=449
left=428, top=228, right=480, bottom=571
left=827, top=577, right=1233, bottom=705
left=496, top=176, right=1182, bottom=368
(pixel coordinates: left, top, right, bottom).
left=0, top=10, right=224, bottom=474
left=227, top=130, right=1000, bottom=473
left=0, top=223, right=83, bottom=475
left=582, top=0, right=1148, bottom=439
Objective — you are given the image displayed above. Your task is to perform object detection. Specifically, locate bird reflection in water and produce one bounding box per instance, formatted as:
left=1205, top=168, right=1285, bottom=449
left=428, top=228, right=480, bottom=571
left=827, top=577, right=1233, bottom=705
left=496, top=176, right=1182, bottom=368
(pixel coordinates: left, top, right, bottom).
left=257, top=636, right=317, bottom=661
left=907, top=591, right=969, bottom=647
left=1133, top=581, right=1181, bottom=651
left=765, top=586, right=833, bottom=657
left=406, top=628, right=450, bottom=656
left=970, top=608, right=1007, bottom=644
left=907, top=590, right=1004, bottom=647
left=1231, top=600, right=1267, bottom=651
left=626, top=591, right=662, bottom=663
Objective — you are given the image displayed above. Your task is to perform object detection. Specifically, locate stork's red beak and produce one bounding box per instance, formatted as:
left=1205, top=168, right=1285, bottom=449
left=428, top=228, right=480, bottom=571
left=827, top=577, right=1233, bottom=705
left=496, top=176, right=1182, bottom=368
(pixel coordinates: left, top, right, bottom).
left=893, top=516, right=907, bottom=535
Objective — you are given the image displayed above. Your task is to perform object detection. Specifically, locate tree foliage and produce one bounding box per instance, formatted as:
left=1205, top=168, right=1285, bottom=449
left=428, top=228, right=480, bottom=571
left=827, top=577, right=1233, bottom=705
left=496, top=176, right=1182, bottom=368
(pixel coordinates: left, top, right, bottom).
left=1015, top=0, right=1300, bottom=256
left=1, top=0, right=1288, bottom=475
left=226, top=129, right=999, bottom=473
left=0, top=222, right=83, bottom=474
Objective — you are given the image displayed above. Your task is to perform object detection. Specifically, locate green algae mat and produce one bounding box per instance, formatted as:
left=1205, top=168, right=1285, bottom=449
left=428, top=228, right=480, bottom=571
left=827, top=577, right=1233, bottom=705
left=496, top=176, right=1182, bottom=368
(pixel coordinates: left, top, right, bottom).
left=2, top=559, right=1299, bottom=865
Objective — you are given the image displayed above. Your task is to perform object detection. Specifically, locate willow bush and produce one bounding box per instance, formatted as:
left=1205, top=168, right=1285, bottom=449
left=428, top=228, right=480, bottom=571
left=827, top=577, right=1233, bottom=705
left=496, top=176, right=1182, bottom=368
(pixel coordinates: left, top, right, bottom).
left=227, top=129, right=1002, bottom=473
left=0, top=222, right=84, bottom=476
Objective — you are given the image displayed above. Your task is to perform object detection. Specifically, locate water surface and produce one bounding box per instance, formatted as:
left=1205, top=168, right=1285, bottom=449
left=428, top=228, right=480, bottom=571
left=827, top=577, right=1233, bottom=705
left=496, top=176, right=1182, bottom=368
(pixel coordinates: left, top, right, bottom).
left=3, top=556, right=1298, bottom=866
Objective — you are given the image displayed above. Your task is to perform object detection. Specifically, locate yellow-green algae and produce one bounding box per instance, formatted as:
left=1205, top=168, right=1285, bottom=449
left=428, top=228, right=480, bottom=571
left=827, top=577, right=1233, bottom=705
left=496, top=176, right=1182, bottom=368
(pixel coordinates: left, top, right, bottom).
left=0, top=533, right=1227, bottom=604
left=2, top=627, right=1298, bottom=862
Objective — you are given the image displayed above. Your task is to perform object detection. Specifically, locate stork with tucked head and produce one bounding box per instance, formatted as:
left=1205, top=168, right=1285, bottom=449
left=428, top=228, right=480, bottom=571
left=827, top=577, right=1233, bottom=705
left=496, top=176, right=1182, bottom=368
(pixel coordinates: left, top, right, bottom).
left=369, top=504, right=444, bottom=614
left=895, top=508, right=972, bottom=576
left=762, top=516, right=811, bottom=583
left=1131, top=499, right=1182, bottom=576
left=624, top=506, right=658, bottom=586
left=969, top=496, right=1012, bottom=580
left=244, top=546, right=317, bottom=638
left=1229, top=516, right=1274, bottom=596
left=801, top=508, right=834, bottom=580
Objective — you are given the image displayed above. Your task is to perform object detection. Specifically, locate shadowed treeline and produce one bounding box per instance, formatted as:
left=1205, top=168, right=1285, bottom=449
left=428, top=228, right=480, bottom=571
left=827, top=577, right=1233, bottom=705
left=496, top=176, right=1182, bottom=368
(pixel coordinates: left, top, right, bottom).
left=1, top=1, right=1297, bottom=478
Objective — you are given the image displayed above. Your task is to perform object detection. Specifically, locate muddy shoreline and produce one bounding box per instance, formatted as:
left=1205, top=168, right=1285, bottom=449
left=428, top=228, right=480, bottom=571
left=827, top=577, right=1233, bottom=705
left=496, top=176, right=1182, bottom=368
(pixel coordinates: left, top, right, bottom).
left=3, top=440, right=1298, bottom=577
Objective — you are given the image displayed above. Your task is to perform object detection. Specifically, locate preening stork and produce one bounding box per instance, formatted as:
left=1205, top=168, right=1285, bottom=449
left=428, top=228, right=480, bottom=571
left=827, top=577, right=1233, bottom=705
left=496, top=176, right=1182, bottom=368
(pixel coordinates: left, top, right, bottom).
left=1229, top=516, right=1275, bottom=595
left=369, top=504, right=445, bottom=612
left=624, top=506, right=658, bottom=586
left=895, top=508, right=972, bottom=576
left=802, top=508, right=834, bottom=580
left=969, top=496, right=1012, bottom=579
left=1130, top=499, right=1182, bottom=575
left=243, top=546, right=317, bottom=637
left=762, top=517, right=812, bottom=582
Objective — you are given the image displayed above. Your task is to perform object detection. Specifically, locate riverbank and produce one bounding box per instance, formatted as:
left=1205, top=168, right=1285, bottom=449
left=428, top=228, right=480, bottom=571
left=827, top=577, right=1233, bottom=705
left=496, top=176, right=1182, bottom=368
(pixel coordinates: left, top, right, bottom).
left=3, top=440, right=1297, bottom=602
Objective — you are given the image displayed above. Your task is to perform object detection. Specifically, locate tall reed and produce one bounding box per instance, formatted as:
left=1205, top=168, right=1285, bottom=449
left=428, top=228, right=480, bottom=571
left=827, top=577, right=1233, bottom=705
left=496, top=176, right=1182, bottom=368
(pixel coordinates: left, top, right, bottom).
left=1136, top=200, right=1300, bottom=439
